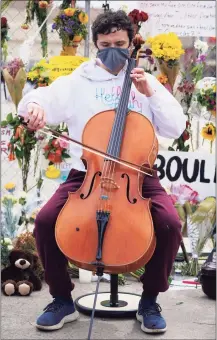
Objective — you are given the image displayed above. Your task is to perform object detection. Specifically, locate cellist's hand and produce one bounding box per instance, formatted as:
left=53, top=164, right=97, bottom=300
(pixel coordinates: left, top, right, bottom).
left=130, top=68, right=154, bottom=97
left=25, top=103, right=46, bottom=130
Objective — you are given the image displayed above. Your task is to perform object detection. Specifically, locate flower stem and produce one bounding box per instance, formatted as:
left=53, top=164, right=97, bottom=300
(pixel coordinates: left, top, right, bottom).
left=210, top=141, right=213, bottom=154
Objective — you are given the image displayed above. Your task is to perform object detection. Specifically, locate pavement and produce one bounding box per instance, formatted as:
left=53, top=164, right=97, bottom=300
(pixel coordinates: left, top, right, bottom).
left=1, top=277, right=215, bottom=340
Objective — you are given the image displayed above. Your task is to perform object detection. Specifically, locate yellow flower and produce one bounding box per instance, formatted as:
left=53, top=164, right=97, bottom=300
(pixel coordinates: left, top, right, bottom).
left=45, top=165, right=61, bottom=179
left=78, top=12, right=88, bottom=24
left=4, top=182, right=16, bottom=191
left=64, top=8, right=76, bottom=16
left=147, top=32, right=184, bottom=61
left=157, top=73, right=168, bottom=84
left=201, top=123, right=216, bottom=142
left=27, top=71, right=39, bottom=81
left=213, top=85, right=216, bottom=92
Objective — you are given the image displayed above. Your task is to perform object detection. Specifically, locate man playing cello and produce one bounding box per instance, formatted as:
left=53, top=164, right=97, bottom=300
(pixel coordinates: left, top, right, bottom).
left=18, top=9, right=186, bottom=335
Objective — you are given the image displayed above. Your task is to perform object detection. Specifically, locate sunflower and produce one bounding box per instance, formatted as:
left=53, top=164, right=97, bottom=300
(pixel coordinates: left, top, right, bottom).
left=201, top=123, right=216, bottom=142
left=78, top=12, right=88, bottom=24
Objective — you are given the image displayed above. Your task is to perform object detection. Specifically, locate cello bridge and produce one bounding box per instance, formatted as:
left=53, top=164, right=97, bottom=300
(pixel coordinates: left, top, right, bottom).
left=100, top=177, right=119, bottom=190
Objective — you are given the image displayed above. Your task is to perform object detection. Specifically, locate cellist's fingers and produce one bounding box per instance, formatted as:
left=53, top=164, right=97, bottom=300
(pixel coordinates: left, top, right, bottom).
left=130, top=73, right=145, bottom=82
left=131, top=67, right=145, bottom=75
left=26, top=103, right=46, bottom=130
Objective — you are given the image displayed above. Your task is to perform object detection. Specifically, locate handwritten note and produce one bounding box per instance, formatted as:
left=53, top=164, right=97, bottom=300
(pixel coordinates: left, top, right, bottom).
left=49, top=56, right=89, bottom=81
left=1, top=127, right=12, bottom=157
left=137, top=1, right=215, bottom=37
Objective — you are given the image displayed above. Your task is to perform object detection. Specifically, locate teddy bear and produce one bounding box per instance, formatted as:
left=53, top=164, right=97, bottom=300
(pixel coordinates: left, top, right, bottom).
left=1, top=249, right=42, bottom=296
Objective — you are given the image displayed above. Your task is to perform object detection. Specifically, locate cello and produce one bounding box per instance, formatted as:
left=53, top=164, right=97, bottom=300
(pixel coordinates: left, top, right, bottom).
left=55, top=36, right=158, bottom=276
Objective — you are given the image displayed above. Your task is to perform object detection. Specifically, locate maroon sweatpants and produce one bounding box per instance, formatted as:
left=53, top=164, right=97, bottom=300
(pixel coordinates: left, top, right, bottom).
left=34, top=169, right=182, bottom=299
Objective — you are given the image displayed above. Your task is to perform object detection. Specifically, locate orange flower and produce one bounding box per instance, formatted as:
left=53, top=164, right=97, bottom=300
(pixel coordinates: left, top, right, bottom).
left=78, top=12, right=88, bottom=24
left=8, top=152, right=15, bottom=161
left=14, top=125, right=24, bottom=139
left=39, top=1, right=48, bottom=8
left=64, top=8, right=76, bottom=16
left=157, top=73, right=168, bottom=84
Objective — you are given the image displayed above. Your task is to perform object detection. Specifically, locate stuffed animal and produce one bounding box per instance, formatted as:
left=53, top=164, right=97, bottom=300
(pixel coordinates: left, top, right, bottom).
left=1, top=249, right=42, bottom=296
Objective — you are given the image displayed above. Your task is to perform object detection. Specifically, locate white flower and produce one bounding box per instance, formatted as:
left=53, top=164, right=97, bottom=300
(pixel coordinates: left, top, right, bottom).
left=7, top=245, right=13, bottom=251
left=194, top=39, right=209, bottom=55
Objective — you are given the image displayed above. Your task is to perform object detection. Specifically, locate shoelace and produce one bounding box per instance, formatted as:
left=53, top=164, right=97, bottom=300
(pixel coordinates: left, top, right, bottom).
left=140, top=303, right=162, bottom=317
left=43, top=299, right=64, bottom=313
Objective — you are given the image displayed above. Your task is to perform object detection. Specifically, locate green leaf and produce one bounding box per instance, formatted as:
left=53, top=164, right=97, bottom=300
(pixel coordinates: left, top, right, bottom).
left=190, top=65, right=198, bottom=74
left=183, top=145, right=190, bottom=152
left=62, top=153, right=71, bottom=158
left=172, top=139, right=178, bottom=147
left=1, top=120, right=8, bottom=127
left=168, top=146, right=175, bottom=151
left=44, top=150, right=50, bottom=158
left=6, top=112, right=13, bottom=123
left=15, top=148, right=24, bottom=158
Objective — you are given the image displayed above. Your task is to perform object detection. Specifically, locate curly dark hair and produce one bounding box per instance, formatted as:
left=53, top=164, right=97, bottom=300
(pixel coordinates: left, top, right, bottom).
left=92, top=10, right=134, bottom=47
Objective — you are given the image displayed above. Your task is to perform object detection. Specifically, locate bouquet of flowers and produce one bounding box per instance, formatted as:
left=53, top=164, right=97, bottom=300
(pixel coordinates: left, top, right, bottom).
left=128, top=9, right=148, bottom=35
left=21, top=0, right=53, bottom=57
left=185, top=196, right=216, bottom=276
left=196, top=78, right=216, bottom=117
left=167, top=183, right=200, bottom=236
left=52, top=7, right=88, bottom=52
left=2, top=58, right=27, bottom=110
left=27, top=59, right=51, bottom=88
left=1, top=194, right=21, bottom=239
left=43, top=125, right=70, bottom=165
left=146, top=32, right=184, bottom=90
left=1, top=113, right=38, bottom=191
left=194, top=77, right=216, bottom=153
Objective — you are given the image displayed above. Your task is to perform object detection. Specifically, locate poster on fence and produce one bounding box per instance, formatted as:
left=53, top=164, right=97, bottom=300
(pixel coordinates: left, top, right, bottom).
left=137, top=1, right=215, bottom=37
left=155, top=151, right=216, bottom=199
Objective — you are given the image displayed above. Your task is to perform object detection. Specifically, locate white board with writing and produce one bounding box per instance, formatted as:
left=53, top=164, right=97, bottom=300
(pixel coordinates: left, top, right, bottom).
left=155, top=151, right=215, bottom=199
left=137, top=1, right=215, bottom=37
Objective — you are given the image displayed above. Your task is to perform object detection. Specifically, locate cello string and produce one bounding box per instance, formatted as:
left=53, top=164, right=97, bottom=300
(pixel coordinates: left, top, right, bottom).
left=105, top=58, right=135, bottom=207
left=96, top=61, right=132, bottom=213
left=101, top=59, right=133, bottom=213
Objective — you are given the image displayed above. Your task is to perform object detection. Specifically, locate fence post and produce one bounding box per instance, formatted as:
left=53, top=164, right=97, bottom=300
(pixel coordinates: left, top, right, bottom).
left=84, top=0, right=91, bottom=57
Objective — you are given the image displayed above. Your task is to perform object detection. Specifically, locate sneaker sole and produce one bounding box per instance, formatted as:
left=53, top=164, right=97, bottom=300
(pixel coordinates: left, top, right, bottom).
left=136, top=312, right=167, bottom=334
left=35, top=311, right=79, bottom=331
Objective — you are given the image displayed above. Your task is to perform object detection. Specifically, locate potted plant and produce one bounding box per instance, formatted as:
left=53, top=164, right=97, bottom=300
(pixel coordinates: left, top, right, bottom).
left=52, top=7, right=88, bottom=56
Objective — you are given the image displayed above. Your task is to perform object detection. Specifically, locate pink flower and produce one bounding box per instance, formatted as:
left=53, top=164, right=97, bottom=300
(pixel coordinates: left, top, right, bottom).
left=169, top=184, right=200, bottom=205
left=57, top=135, right=69, bottom=149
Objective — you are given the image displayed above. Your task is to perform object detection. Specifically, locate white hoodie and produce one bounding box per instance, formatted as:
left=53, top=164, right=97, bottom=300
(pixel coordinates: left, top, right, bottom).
left=18, top=59, right=186, bottom=172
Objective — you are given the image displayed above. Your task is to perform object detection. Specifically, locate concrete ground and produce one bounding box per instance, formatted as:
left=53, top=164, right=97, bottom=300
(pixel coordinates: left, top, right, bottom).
left=1, top=278, right=215, bottom=340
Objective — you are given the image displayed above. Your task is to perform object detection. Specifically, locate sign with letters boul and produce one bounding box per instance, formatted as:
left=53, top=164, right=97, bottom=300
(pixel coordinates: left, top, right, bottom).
left=155, top=151, right=216, bottom=199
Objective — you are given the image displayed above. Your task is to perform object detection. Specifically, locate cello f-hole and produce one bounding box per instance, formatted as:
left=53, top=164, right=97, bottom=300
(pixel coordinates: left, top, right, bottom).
left=80, top=171, right=102, bottom=199
left=121, top=173, right=137, bottom=204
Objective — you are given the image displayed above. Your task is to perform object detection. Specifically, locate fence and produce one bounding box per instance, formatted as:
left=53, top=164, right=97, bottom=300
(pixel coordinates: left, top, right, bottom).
left=1, top=1, right=216, bottom=209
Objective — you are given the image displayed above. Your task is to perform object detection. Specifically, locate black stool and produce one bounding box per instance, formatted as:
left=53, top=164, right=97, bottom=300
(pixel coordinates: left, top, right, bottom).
left=75, top=274, right=141, bottom=318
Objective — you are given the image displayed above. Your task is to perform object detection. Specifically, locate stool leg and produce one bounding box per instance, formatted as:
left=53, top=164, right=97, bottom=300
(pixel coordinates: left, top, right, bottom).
left=110, top=274, right=119, bottom=307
